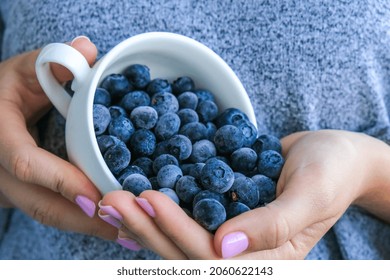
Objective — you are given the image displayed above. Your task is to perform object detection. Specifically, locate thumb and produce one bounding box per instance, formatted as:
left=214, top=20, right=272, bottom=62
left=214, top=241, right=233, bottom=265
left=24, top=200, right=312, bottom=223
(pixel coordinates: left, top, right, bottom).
left=51, top=35, right=98, bottom=82
left=213, top=168, right=336, bottom=259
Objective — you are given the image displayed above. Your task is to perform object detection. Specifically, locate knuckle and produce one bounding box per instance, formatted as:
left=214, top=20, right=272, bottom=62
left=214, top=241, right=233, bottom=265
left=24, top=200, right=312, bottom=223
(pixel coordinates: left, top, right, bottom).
left=9, top=149, right=33, bottom=183
left=30, top=203, right=61, bottom=228
left=51, top=171, right=67, bottom=194
left=85, top=226, right=108, bottom=239
left=263, top=206, right=291, bottom=249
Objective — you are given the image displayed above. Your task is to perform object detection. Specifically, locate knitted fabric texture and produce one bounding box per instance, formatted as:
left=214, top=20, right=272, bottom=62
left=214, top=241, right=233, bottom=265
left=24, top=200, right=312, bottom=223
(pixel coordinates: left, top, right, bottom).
left=1, top=0, right=390, bottom=259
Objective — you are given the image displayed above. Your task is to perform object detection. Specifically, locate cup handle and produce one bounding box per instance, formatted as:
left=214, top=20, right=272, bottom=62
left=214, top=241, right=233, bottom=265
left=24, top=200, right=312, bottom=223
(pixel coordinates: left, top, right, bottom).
left=35, top=43, right=92, bottom=119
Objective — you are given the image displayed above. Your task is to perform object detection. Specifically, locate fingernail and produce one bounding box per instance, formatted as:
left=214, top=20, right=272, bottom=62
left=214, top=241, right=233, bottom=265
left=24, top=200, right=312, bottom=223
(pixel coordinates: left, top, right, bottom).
left=71, top=35, right=91, bottom=45
left=116, top=237, right=142, bottom=251
left=135, top=197, right=156, bottom=217
left=98, top=201, right=123, bottom=220
left=75, top=195, right=96, bottom=218
left=221, top=232, right=249, bottom=259
left=98, top=210, right=122, bottom=229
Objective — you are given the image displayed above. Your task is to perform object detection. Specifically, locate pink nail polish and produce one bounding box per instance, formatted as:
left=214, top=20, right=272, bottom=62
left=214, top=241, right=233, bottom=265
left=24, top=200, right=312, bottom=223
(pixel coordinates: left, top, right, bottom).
left=135, top=197, right=156, bottom=217
left=116, top=237, right=142, bottom=251
left=221, top=232, right=249, bottom=259
left=99, top=204, right=123, bottom=220
left=98, top=211, right=122, bottom=229
left=75, top=195, right=96, bottom=218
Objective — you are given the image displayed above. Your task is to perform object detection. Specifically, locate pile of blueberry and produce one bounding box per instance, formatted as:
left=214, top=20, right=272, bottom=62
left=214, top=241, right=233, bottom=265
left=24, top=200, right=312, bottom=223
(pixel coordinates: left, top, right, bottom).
left=93, top=64, right=285, bottom=232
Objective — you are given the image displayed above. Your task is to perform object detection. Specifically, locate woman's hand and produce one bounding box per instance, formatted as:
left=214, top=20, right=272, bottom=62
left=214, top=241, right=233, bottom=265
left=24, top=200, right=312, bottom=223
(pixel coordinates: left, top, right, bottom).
left=100, top=130, right=390, bottom=258
left=0, top=36, right=117, bottom=240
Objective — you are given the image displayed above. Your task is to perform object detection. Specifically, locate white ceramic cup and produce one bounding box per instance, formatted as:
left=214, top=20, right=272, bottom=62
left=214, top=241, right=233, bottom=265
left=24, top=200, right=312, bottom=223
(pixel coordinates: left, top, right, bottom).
left=35, top=32, right=256, bottom=195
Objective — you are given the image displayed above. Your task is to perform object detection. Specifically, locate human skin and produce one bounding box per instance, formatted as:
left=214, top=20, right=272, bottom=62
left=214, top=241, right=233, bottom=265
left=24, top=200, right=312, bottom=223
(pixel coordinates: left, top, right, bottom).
left=2, top=38, right=389, bottom=259
left=101, top=129, right=390, bottom=259
left=0, top=37, right=116, bottom=240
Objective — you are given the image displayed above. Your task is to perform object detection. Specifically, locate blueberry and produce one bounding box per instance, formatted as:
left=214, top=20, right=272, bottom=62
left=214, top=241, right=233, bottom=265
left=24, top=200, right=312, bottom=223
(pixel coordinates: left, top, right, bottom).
left=187, top=162, right=205, bottom=181
left=104, top=142, right=131, bottom=175
left=124, top=64, right=151, bottom=89
left=192, top=190, right=229, bottom=208
left=229, top=177, right=259, bottom=208
left=117, top=164, right=146, bottom=184
left=100, top=73, right=131, bottom=99
left=146, top=78, right=172, bottom=95
left=151, top=92, right=179, bottom=116
left=213, top=125, right=244, bottom=154
left=129, top=129, right=156, bottom=157
left=166, top=134, right=192, bottom=161
left=252, top=174, right=276, bottom=205
left=108, top=115, right=135, bottom=143
left=96, top=135, right=121, bottom=154
left=159, top=188, right=180, bottom=204
left=180, top=163, right=193, bottom=175
left=156, top=164, right=183, bottom=189
left=205, top=122, right=217, bottom=141
left=193, top=198, right=226, bottom=231
left=179, top=122, right=208, bottom=143
left=152, top=140, right=169, bottom=159
left=154, top=112, right=181, bottom=141
left=93, top=87, right=111, bottom=107
left=132, top=157, right=154, bottom=178
left=215, top=108, right=249, bottom=128
left=200, top=158, right=234, bottom=193
left=122, top=174, right=152, bottom=196
left=152, top=153, right=179, bottom=174
left=177, top=108, right=199, bottom=125
left=213, top=155, right=230, bottom=165
left=120, top=90, right=150, bottom=112
left=149, top=176, right=159, bottom=190
left=177, top=91, right=198, bottom=110
left=252, top=134, right=282, bottom=154
left=257, top=150, right=284, bottom=179
left=194, top=89, right=215, bottom=103
left=172, top=76, right=195, bottom=95
left=235, top=120, right=257, bottom=147
left=190, top=139, right=217, bottom=163
left=196, top=100, right=218, bottom=123
left=226, top=202, right=250, bottom=220
left=230, top=147, right=258, bottom=174
left=175, top=175, right=202, bottom=204
left=93, top=104, right=111, bottom=135
left=108, top=105, right=127, bottom=119
left=234, top=172, right=246, bottom=179
left=130, top=106, right=158, bottom=129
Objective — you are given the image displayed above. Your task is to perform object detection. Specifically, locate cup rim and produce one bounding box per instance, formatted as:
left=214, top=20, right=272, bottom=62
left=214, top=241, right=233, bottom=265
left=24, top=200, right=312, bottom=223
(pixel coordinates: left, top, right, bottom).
left=79, top=32, right=256, bottom=194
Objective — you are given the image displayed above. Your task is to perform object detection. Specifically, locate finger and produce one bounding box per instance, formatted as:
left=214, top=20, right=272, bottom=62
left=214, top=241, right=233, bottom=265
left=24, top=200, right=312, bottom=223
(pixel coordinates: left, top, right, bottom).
left=231, top=220, right=332, bottom=260
left=0, top=107, right=102, bottom=216
left=0, top=165, right=117, bottom=240
left=213, top=169, right=337, bottom=259
left=229, top=195, right=335, bottom=261
left=0, top=190, right=14, bottom=208
left=51, top=36, right=98, bottom=82
left=100, top=190, right=188, bottom=259
left=280, top=131, right=309, bottom=157
left=137, top=190, right=220, bottom=259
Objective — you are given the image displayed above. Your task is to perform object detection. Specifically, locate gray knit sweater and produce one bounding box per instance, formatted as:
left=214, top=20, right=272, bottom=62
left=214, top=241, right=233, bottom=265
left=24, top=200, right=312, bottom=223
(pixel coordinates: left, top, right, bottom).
left=1, top=0, right=390, bottom=259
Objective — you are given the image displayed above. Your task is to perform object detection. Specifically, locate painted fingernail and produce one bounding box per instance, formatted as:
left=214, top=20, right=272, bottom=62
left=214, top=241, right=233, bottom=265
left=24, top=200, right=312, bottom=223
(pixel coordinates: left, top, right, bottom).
left=75, top=195, right=96, bottom=218
left=98, top=210, right=122, bottom=229
left=116, top=237, right=142, bottom=251
left=98, top=201, right=123, bottom=220
left=135, top=197, right=156, bottom=217
left=221, top=232, right=249, bottom=259
left=71, top=35, right=91, bottom=45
